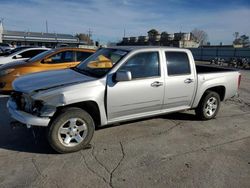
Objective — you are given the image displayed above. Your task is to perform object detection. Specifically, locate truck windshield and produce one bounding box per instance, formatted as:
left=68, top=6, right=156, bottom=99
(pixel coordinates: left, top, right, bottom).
left=75, top=48, right=128, bottom=78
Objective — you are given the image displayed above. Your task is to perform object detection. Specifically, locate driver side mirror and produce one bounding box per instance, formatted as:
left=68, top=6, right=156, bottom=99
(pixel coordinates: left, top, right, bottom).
left=42, top=58, right=52, bottom=64
left=116, top=70, right=132, bottom=81
left=13, top=54, right=22, bottom=59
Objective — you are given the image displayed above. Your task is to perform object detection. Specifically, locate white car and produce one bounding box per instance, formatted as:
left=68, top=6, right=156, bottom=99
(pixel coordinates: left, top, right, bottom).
left=0, top=47, right=50, bottom=65
left=0, top=43, right=12, bottom=53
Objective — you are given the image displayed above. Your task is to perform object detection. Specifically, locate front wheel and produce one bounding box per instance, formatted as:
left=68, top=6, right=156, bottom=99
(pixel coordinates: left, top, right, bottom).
left=195, top=91, right=221, bottom=120
left=47, top=107, right=95, bottom=153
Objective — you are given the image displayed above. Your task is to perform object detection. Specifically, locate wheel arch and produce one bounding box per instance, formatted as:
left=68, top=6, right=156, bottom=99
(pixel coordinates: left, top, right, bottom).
left=197, top=85, right=226, bottom=107
left=204, top=86, right=226, bottom=101
left=53, top=100, right=101, bottom=128
left=195, top=87, right=222, bottom=120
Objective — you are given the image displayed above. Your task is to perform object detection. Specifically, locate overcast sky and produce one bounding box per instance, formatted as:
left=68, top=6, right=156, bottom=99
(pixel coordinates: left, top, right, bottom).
left=0, top=0, right=249, bottom=44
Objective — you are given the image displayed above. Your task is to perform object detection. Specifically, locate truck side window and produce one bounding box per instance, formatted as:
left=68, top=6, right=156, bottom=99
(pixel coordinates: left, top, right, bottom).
left=165, top=52, right=190, bottom=75
left=120, top=52, right=160, bottom=79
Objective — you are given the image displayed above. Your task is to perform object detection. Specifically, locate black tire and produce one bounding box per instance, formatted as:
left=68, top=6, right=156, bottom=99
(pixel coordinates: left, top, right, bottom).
left=47, top=107, right=95, bottom=153
left=195, top=91, right=221, bottom=120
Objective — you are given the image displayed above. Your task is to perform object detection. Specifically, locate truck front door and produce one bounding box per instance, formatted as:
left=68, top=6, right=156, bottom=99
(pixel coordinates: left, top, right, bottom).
left=107, top=51, right=164, bottom=121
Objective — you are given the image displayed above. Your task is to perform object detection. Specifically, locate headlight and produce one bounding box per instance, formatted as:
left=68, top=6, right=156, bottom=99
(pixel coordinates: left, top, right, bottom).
left=32, top=100, right=44, bottom=115
left=0, top=69, right=15, bottom=76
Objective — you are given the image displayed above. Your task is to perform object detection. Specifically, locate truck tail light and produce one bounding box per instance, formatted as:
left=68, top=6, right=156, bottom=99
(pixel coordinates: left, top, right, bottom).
left=238, top=74, right=241, bottom=89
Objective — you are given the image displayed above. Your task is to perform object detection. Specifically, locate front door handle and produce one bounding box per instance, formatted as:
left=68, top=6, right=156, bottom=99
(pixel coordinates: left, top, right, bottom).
left=184, top=78, right=194, bottom=84
left=151, top=81, right=163, bottom=87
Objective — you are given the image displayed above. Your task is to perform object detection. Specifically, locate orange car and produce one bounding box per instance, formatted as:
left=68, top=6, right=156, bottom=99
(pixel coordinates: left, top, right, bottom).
left=0, top=47, right=95, bottom=93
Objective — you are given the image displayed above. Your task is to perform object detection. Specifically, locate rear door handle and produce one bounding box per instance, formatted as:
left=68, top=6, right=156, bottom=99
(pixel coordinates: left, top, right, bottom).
left=151, top=81, right=163, bottom=87
left=184, top=78, right=194, bottom=84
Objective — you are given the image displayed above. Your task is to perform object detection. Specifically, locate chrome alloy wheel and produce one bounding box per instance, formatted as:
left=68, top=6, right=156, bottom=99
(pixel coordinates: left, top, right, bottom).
left=58, top=118, right=88, bottom=147
left=205, top=97, right=218, bottom=117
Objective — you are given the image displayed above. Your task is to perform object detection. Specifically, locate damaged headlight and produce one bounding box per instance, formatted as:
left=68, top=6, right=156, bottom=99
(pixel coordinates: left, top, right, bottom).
left=32, top=100, right=44, bottom=115
left=21, top=94, right=44, bottom=115
left=30, top=100, right=56, bottom=117
left=12, top=92, right=55, bottom=117
left=21, top=94, right=33, bottom=113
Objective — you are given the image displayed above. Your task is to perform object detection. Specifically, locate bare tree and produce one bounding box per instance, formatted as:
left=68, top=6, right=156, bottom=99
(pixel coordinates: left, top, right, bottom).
left=147, top=29, right=159, bottom=38
left=233, top=34, right=250, bottom=47
left=191, top=28, right=208, bottom=46
left=75, top=33, right=93, bottom=45
left=161, top=32, right=168, bottom=39
left=160, top=31, right=169, bottom=46
left=147, top=29, right=160, bottom=45
left=233, top=32, right=239, bottom=40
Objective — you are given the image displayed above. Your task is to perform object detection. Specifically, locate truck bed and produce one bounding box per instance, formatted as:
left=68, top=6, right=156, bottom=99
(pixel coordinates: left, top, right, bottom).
left=196, top=65, right=237, bottom=74
left=193, top=64, right=240, bottom=108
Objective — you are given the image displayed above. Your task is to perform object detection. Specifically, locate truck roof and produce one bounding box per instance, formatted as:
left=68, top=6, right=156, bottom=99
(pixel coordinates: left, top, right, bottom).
left=107, top=46, right=182, bottom=52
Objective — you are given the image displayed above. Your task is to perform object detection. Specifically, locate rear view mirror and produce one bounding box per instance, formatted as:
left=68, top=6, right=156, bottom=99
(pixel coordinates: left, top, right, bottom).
left=116, top=70, right=132, bottom=81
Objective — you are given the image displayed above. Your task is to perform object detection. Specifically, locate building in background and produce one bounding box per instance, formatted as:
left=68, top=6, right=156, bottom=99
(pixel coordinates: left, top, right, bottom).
left=117, top=29, right=200, bottom=48
left=0, top=21, right=86, bottom=48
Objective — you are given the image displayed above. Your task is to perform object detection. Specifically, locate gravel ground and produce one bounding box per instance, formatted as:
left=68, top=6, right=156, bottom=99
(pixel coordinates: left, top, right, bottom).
left=0, top=65, right=250, bottom=188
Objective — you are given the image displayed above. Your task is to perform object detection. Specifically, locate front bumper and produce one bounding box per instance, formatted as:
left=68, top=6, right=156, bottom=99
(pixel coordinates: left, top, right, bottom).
left=7, top=99, right=50, bottom=127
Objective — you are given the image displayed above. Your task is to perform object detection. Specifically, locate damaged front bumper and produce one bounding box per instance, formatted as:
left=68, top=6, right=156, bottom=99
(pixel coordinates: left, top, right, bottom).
left=7, top=99, right=50, bottom=127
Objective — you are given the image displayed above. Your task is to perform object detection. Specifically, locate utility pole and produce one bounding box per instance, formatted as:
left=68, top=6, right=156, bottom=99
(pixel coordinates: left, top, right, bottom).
left=87, top=28, right=93, bottom=45
left=123, top=28, right=126, bottom=38
left=87, top=28, right=93, bottom=38
left=46, top=20, right=48, bottom=33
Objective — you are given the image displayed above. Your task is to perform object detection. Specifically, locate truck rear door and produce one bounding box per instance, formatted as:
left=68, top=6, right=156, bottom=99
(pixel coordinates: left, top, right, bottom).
left=163, top=50, right=196, bottom=109
left=107, top=51, right=165, bottom=120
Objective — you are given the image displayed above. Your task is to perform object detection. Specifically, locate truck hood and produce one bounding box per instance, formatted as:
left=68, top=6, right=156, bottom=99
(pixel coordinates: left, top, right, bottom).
left=13, top=69, right=95, bottom=93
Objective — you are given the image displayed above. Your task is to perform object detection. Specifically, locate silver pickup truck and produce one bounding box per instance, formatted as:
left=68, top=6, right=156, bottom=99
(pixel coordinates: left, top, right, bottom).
left=7, top=46, right=241, bottom=153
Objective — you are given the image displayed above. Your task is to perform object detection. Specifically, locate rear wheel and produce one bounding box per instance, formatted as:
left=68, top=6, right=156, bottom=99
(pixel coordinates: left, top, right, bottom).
left=195, top=91, right=220, bottom=120
left=47, top=107, right=95, bottom=153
